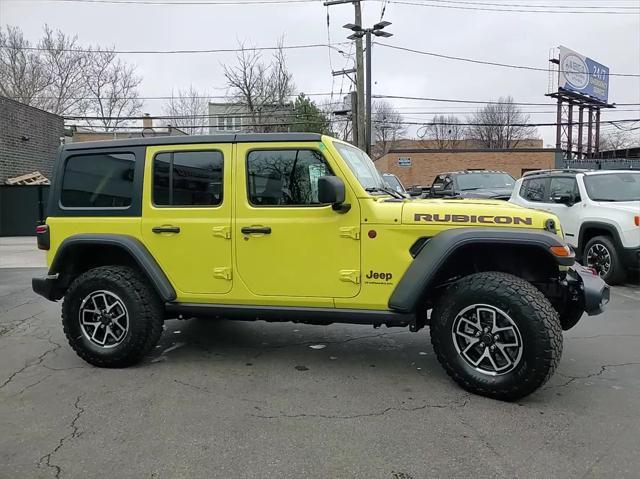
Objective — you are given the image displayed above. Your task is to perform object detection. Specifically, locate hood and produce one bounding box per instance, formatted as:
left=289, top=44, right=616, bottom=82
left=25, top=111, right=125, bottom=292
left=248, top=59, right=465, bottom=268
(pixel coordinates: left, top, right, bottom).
left=402, top=198, right=559, bottom=231
left=458, top=187, right=513, bottom=199
left=592, top=200, right=640, bottom=213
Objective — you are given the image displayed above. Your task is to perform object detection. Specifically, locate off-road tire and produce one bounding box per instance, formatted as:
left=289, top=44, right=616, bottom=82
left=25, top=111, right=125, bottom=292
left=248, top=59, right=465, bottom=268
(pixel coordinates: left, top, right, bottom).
left=583, top=235, right=626, bottom=285
left=430, top=272, right=562, bottom=401
left=62, top=265, right=164, bottom=367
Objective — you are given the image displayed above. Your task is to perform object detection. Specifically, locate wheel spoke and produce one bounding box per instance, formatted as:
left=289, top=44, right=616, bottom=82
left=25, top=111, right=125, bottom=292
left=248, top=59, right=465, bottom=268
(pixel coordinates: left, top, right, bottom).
left=79, top=290, right=129, bottom=348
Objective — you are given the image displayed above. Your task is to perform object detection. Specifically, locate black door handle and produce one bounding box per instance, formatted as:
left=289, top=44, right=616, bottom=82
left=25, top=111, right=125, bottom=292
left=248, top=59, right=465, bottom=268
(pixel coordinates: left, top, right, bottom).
left=152, top=225, right=181, bottom=234
left=241, top=226, right=272, bottom=235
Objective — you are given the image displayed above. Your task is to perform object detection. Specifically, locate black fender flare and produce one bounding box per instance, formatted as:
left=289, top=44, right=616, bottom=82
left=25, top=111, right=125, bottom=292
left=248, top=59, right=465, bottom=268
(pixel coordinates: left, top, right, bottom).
left=577, top=221, right=623, bottom=255
left=47, top=234, right=176, bottom=302
left=388, top=227, right=574, bottom=313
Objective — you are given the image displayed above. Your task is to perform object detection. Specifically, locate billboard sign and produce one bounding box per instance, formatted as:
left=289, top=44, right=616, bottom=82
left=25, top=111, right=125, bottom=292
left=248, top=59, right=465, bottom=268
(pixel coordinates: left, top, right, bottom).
left=558, top=46, right=609, bottom=103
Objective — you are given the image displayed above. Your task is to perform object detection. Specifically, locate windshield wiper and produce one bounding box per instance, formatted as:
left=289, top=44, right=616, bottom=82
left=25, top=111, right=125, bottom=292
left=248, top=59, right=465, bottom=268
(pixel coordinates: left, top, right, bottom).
left=365, top=186, right=405, bottom=199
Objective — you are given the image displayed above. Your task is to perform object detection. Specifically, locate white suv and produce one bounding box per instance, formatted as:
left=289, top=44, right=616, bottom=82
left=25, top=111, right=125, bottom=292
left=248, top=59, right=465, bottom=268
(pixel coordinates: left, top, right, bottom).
left=510, top=169, right=640, bottom=284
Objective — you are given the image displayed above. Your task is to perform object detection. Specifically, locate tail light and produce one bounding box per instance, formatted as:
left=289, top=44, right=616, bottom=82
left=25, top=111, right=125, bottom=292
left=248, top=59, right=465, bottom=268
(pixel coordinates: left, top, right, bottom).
left=36, top=224, right=50, bottom=250
left=634, top=215, right=639, bottom=227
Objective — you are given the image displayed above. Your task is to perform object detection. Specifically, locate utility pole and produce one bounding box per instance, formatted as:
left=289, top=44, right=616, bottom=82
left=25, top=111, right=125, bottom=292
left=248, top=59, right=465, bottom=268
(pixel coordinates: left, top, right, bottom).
left=323, top=0, right=365, bottom=151
left=344, top=21, right=393, bottom=156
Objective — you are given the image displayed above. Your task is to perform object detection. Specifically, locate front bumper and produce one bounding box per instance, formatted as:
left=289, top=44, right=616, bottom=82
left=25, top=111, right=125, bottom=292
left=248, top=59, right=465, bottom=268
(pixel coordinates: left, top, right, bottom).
left=621, top=247, right=640, bottom=271
left=566, top=264, right=610, bottom=316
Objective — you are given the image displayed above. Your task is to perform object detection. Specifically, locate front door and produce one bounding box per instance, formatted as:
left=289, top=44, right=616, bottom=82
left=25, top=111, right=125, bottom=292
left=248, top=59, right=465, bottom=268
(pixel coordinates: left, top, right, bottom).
left=235, top=144, right=361, bottom=298
left=141, top=144, right=233, bottom=295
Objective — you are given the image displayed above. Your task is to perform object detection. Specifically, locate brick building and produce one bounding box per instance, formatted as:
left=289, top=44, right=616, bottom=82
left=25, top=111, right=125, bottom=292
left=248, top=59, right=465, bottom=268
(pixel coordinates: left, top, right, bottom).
left=375, top=139, right=557, bottom=187
left=0, top=96, right=65, bottom=183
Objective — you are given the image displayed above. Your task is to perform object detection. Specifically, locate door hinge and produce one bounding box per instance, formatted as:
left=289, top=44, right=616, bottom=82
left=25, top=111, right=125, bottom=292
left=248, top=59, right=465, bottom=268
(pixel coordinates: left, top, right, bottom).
left=212, top=226, right=231, bottom=239
left=213, top=267, right=232, bottom=280
left=339, top=269, right=360, bottom=284
left=339, top=226, right=360, bottom=240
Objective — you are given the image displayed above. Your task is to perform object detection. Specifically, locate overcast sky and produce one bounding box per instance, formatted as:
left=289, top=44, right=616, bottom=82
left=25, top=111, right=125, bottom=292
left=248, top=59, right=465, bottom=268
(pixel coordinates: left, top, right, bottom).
left=2, top=0, right=639, bottom=145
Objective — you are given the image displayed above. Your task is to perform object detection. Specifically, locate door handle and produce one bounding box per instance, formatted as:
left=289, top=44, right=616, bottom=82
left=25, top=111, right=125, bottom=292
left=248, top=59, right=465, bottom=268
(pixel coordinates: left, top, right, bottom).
left=241, top=226, right=272, bottom=235
left=152, top=225, right=181, bottom=234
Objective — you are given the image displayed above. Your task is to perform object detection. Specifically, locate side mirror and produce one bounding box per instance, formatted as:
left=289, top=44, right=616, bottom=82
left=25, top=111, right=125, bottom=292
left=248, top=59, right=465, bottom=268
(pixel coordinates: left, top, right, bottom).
left=318, top=176, right=350, bottom=213
left=552, top=193, right=576, bottom=206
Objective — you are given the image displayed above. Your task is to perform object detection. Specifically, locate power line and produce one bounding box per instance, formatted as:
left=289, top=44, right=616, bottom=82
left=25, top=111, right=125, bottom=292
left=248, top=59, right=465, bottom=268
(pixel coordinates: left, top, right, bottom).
left=6, top=93, right=336, bottom=101
left=376, top=43, right=640, bottom=78
left=383, top=0, right=640, bottom=14
left=374, top=94, right=640, bottom=106
left=22, top=0, right=320, bottom=5
left=16, top=42, right=349, bottom=55
left=397, top=0, right=640, bottom=11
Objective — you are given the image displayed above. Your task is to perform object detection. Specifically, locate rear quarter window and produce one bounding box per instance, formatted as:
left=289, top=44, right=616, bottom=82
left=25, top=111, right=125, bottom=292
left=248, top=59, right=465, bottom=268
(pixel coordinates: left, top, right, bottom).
left=60, top=152, right=135, bottom=208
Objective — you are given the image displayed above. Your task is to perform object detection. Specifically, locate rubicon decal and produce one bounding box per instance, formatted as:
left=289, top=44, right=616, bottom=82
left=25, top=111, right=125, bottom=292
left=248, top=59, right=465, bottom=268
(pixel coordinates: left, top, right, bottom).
left=414, top=213, right=533, bottom=226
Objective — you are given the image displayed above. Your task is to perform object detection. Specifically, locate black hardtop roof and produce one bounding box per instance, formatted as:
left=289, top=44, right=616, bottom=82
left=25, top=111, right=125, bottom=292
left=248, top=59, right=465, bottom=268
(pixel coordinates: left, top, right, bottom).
left=63, top=132, right=323, bottom=151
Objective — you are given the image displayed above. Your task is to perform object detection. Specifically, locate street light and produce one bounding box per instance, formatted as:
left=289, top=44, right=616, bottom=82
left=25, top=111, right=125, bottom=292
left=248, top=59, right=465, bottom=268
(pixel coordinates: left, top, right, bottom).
left=343, top=21, right=393, bottom=155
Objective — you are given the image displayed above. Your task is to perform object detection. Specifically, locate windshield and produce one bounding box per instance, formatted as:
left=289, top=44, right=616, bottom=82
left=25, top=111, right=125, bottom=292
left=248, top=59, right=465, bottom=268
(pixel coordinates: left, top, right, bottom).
left=456, top=173, right=515, bottom=191
left=333, top=141, right=386, bottom=190
left=584, top=172, right=640, bottom=202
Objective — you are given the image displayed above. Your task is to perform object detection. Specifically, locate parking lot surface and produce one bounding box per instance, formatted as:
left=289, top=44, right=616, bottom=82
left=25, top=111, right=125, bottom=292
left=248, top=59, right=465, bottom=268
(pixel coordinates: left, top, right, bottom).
left=1, top=242, right=639, bottom=478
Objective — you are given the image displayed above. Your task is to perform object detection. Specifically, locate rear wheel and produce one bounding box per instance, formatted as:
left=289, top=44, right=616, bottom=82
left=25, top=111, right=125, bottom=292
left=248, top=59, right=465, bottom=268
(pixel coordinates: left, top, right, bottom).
left=62, top=265, right=164, bottom=367
left=430, top=272, right=562, bottom=401
left=583, top=235, right=626, bottom=285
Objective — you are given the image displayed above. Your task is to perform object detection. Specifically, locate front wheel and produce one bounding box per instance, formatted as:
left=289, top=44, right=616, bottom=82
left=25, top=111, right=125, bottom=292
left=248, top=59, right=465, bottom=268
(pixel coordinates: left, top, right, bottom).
left=430, top=272, right=562, bottom=401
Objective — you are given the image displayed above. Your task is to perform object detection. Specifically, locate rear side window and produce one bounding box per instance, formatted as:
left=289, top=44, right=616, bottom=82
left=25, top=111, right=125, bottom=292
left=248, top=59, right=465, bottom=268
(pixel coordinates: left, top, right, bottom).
left=246, top=149, right=332, bottom=206
left=153, top=151, right=223, bottom=207
left=549, top=177, right=580, bottom=201
left=61, top=152, right=135, bottom=208
left=520, top=177, right=548, bottom=202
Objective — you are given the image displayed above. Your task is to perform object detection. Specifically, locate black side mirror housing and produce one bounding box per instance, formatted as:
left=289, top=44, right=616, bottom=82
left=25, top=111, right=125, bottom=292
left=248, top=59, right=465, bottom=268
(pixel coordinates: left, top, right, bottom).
left=552, top=193, right=576, bottom=206
left=318, top=176, right=350, bottom=213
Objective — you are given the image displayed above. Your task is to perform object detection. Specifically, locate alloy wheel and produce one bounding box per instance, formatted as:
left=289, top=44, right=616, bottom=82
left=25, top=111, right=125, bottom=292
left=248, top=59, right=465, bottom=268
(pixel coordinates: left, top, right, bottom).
left=78, top=290, right=129, bottom=348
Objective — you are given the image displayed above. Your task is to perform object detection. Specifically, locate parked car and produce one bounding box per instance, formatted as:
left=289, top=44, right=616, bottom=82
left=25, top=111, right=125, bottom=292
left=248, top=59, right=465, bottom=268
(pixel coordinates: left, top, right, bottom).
left=32, top=134, right=608, bottom=401
left=510, top=169, right=640, bottom=284
left=428, top=170, right=516, bottom=200
left=382, top=173, right=408, bottom=195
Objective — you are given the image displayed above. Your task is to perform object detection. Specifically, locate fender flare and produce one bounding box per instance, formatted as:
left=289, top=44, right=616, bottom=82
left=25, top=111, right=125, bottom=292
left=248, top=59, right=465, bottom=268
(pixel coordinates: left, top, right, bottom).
left=48, top=234, right=176, bottom=302
left=577, top=221, right=623, bottom=254
left=388, top=227, right=574, bottom=313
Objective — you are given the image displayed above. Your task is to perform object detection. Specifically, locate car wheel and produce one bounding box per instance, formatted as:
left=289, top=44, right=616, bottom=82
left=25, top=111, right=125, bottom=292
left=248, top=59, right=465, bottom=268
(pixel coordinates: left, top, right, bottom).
left=583, top=235, right=626, bottom=285
left=430, top=272, right=562, bottom=401
left=62, top=265, right=164, bottom=367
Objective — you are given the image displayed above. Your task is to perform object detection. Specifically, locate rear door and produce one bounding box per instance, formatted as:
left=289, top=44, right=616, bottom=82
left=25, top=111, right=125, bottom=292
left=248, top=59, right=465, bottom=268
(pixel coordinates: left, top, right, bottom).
left=141, top=144, right=233, bottom=295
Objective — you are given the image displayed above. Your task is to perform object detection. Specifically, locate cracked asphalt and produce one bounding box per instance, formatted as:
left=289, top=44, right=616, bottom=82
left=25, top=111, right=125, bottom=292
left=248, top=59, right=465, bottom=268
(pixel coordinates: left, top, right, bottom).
left=1, top=267, right=639, bottom=479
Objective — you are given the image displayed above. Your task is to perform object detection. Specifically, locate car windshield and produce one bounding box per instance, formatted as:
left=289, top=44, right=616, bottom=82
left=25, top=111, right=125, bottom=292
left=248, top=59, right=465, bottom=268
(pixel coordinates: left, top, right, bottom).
left=384, top=174, right=406, bottom=194
left=333, top=141, right=386, bottom=191
left=584, top=172, right=640, bottom=202
left=456, top=173, right=515, bottom=191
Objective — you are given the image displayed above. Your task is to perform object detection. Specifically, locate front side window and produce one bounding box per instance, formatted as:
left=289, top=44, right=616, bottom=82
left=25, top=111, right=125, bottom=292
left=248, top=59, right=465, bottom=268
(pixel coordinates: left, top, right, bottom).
left=153, top=150, right=223, bottom=207
left=520, top=177, right=548, bottom=202
left=584, top=172, right=640, bottom=202
left=247, top=149, right=332, bottom=206
left=332, top=141, right=385, bottom=190
left=61, top=152, right=135, bottom=208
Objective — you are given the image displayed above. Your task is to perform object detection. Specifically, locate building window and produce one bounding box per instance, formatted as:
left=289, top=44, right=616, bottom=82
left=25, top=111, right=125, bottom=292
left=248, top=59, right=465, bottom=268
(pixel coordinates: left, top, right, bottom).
left=246, top=149, right=332, bottom=206
left=61, top=152, right=135, bottom=208
left=153, top=150, right=223, bottom=206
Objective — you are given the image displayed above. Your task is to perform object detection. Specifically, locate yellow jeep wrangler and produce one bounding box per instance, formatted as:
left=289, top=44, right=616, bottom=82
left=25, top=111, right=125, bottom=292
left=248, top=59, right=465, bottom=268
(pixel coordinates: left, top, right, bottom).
left=33, top=133, right=609, bottom=400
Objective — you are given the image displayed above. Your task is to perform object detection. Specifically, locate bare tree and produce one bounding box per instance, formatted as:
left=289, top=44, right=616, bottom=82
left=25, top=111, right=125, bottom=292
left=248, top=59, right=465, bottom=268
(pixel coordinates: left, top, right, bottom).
left=421, top=114, right=465, bottom=149
left=600, top=129, right=640, bottom=151
left=222, top=39, right=295, bottom=132
left=81, top=49, right=143, bottom=131
left=372, top=100, right=407, bottom=158
left=38, top=25, right=89, bottom=116
left=467, top=96, right=538, bottom=148
left=162, top=86, right=209, bottom=134
left=0, top=26, right=51, bottom=108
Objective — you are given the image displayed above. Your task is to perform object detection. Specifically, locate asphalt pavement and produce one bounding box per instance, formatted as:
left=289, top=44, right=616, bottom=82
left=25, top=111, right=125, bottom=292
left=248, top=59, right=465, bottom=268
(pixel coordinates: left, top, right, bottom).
left=1, top=243, right=639, bottom=478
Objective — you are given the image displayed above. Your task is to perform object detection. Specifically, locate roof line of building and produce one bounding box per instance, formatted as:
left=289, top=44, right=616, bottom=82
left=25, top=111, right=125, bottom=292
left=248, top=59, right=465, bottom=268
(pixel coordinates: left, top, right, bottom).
left=0, top=96, right=64, bottom=120
left=386, top=147, right=558, bottom=154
